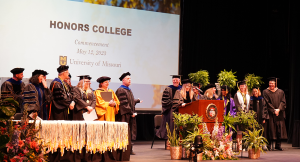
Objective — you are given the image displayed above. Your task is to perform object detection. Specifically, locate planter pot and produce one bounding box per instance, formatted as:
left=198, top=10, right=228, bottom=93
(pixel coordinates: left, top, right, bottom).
left=197, top=152, right=203, bottom=161
left=236, top=131, right=243, bottom=151
left=170, top=146, right=182, bottom=160
left=182, top=147, right=188, bottom=159
left=248, top=148, right=260, bottom=159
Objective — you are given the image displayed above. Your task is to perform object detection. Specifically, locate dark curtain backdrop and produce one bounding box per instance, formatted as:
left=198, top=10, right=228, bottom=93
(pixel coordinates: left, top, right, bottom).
left=136, top=0, right=300, bottom=143
left=179, top=0, right=300, bottom=144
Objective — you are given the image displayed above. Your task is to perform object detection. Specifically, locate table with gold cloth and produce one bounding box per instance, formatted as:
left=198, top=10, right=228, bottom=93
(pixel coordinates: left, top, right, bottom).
left=34, top=121, right=129, bottom=161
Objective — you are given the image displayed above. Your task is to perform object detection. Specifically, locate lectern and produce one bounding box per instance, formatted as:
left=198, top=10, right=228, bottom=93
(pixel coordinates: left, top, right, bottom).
left=179, top=100, right=224, bottom=133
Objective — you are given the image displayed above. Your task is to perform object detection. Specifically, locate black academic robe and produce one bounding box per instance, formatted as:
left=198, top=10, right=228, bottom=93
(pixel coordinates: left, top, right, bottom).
left=172, top=90, right=197, bottom=111
left=250, top=96, right=269, bottom=139
left=49, top=80, right=72, bottom=120
left=155, top=86, right=177, bottom=139
left=115, top=87, right=139, bottom=140
left=23, top=83, right=51, bottom=120
left=1, top=79, right=25, bottom=113
left=263, top=88, right=287, bottom=140
left=115, top=87, right=139, bottom=161
left=71, top=87, right=96, bottom=120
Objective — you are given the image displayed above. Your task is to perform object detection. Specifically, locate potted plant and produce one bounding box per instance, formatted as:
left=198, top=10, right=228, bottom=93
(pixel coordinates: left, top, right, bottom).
left=244, top=74, right=264, bottom=94
left=217, top=69, right=238, bottom=90
left=173, top=113, right=202, bottom=158
left=242, top=127, right=268, bottom=159
left=188, top=70, right=210, bottom=88
left=166, top=122, right=182, bottom=160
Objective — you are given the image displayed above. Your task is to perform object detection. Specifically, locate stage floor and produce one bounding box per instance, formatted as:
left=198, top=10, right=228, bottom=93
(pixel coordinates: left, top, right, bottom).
left=130, top=140, right=300, bottom=162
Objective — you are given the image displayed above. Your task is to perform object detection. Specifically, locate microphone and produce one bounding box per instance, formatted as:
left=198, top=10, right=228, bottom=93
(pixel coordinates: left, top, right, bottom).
left=195, top=87, right=203, bottom=93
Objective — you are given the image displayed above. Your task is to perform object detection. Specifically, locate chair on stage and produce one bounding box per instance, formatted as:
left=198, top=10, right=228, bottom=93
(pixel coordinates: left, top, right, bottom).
left=151, top=114, right=162, bottom=149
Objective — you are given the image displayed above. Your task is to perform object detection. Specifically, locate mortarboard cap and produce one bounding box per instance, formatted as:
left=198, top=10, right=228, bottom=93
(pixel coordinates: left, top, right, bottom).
left=203, top=83, right=216, bottom=92
left=268, top=77, right=279, bottom=82
left=10, top=68, right=24, bottom=75
left=77, top=75, right=92, bottom=81
left=237, top=80, right=246, bottom=87
left=170, top=75, right=182, bottom=79
left=32, top=70, right=46, bottom=76
left=119, top=72, right=131, bottom=81
left=182, top=79, right=192, bottom=84
left=193, top=82, right=199, bottom=87
left=221, top=85, right=227, bottom=90
left=57, top=65, right=69, bottom=73
left=96, top=76, right=111, bottom=83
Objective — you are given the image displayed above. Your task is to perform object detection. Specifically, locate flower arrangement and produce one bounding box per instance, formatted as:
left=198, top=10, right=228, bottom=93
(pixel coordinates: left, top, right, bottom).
left=188, top=70, right=210, bottom=88
left=202, top=123, right=238, bottom=160
left=0, top=104, right=48, bottom=162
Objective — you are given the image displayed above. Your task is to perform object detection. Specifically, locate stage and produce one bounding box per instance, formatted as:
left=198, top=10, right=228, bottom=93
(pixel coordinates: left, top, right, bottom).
left=130, top=140, right=300, bottom=162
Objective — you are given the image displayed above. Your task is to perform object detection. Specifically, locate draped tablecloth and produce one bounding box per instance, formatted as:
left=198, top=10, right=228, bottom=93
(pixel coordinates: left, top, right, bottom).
left=34, top=121, right=128, bottom=156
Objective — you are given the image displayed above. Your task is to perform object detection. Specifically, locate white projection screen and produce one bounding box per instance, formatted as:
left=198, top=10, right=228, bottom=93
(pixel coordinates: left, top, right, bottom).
left=0, top=0, right=181, bottom=111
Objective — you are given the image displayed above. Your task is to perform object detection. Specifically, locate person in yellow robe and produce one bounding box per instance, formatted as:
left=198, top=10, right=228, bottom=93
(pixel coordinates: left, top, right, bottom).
left=94, top=76, right=120, bottom=121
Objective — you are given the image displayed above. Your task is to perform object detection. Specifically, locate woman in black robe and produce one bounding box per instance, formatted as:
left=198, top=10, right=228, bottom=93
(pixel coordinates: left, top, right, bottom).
left=71, top=75, right=95, bottom=120
left=250, top=87, right=269, bottom=149
left=23, top=70, right=51, bottom=120
left=173, top=79, right=197, bottom=111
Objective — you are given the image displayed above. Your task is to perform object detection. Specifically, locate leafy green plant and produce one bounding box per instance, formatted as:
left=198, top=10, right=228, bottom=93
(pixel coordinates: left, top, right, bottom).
left=188, top=70, right=210, bottom=88
left=217, top=69, right=238, bottom=89
left=233, top=108, right=260, bottom=131
left=222, top=112, right=238, bottom=133
left=242, top=127, right=268, bottom=153
left=173, top=113, right=202, bottom=140
left=244, top=74, right=264, bottom=92
left=166, top=122, right=181, bottom=147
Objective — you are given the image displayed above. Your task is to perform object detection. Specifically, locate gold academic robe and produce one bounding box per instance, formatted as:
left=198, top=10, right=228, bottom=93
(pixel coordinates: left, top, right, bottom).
left=94, top=88, right=120, bottom=121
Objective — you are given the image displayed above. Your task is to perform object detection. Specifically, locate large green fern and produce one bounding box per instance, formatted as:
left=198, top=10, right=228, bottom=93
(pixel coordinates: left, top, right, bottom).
left=188, top=70, right=210, bottom=88
left=217, top=69, right=238, bottom=89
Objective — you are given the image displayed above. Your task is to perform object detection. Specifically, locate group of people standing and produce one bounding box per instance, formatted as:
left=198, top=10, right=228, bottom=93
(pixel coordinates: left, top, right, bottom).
left=1, top=66, right=142, bottom=160
left=157, top=75, right=287, bottom=151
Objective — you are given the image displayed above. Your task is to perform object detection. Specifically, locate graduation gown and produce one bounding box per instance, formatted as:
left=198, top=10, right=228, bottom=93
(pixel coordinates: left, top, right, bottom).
left=172, top=90, right=197, bottom=111
left=94, top=88, right=120, bottom=121
left=115, top=86, right=140, bottom=161
left=71, top=87, right=96, bottom=120
left=217, top=97, right=236, bottom=116
left=49, top=78, right=72, bottom=120
left=23, top=83, right=51, bottom=120
left=115, top=86, right=140, bottom=140
left=233, top=92, right=250, bottom=112
left=263, top=88, right=287, bottom=140
left=156, top=85, right=181, bottom=139
left=250, top=96, right=269, bottom=139
left=1, top=78, right=25, bottom=113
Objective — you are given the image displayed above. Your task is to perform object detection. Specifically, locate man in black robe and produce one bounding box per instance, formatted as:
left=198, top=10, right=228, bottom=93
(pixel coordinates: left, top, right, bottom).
left=116, top=72, right=141, bottom=158
left=156, top=75, right=182, bottom=140
left=1, top=68, right=25, bottom=113
left=49, top=65, right=74, bottom=120
left=263, top=77, right=287, bottom=151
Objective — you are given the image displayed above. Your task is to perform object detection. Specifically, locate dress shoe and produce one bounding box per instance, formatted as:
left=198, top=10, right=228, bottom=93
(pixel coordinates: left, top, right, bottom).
left=130, top=151, right=136, bottom=155
left=267, top=146, right=272, bottom=151
left=275, top=147, right=283, bottom=151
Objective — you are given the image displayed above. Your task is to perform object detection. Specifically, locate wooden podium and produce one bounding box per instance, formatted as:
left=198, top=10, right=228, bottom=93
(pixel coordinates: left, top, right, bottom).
left=179, top=100, right=224, bottom=133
